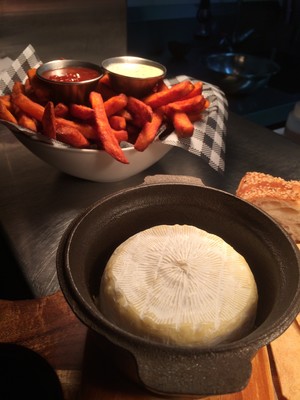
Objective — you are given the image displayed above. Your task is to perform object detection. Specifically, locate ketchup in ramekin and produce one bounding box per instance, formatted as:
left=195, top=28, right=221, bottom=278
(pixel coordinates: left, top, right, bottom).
left=36, top=60, right=102, bottom=104
left=42, top=67, right=100, bottom=83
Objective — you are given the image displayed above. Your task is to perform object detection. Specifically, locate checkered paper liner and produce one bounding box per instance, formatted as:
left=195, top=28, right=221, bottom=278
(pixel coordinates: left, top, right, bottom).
left=0, top=45, right=228, bottom=173
left=162, top=76, right=228, bottom=173
left=0, top=45, right=41, bottom=94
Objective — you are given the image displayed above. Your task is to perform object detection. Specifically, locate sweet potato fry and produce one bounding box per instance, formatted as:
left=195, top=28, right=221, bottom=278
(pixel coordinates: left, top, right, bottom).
left=113, top=129, right=128, bottom=143
left=188, top=99, right=210, bottom=118
left=18, top=114, right=38, bottom=132
left=171, top=112, right=194, bottom=138
left=104, top=93, right=128, bottom=117
left=187, top=101, right=210, bottom=122
left=70, top=94, right=128, bottom=121
left=12, top=93, right=44, bottom=122
left=24, top=78, right=32, bottom=95
left=134, top=111, right=163, bottom=152
left=12, top=81, right=25, bottom=96
left=26, top=67, right=50, bottom=103
left=0, top=95, right=12, bottom=111
left=10, top=83, right=26, bottom=117
left=0, top=101, right=17, bottom=124
left=116, top=108, right=133, bottom=122
left=55, top=117, right=97, bottom=141
left=143, top=80, right=194, bottom=109
left=165, top=94, right=206, bottom=114
left=76, top=124, right=97, bottom=141
left=70, top=104, right=94, bottom=120
left=98, top=73, right=111, bottom=86
left=54, top=102, right=69, bottom=118
left=187, top=112, right=204, bottom=123
left=56, top=122, right=89, bottom=148
left=89, top=91, right=128, bottom=164
left=109, top=115, right=126, bottom=131
left=181, top=81, right=203, bottom=99
left=26, top=67, right=38, bottom=83
left=126, top=96, right=153, bottom=128
left=204, top=99, right=210, bottom=109
left=42, top=101, right=56, bottom=139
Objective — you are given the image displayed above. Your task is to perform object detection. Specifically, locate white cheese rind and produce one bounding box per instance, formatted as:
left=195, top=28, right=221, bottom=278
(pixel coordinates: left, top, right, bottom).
left=99, top=225, right=258, bottom=347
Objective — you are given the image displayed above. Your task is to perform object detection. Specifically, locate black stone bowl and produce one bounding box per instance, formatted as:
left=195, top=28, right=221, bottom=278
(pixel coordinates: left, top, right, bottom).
left=56, top=180, right=300, bottom=398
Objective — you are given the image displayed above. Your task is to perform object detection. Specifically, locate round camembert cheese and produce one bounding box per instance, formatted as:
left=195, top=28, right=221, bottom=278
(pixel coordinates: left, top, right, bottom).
left=99, top=225, right=258, bottom=347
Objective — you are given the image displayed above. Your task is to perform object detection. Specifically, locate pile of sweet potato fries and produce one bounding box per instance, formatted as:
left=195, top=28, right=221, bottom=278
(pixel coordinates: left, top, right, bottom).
left=0, top=67, right=209, bottom=164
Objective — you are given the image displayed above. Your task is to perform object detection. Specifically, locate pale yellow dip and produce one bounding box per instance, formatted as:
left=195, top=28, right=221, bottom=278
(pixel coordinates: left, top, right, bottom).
left=107, top=62, right=163, bottom=78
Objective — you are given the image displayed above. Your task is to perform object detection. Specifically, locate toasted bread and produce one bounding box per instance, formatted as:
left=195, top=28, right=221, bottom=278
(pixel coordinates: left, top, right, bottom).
left=236, top=172, right=300, bottom=243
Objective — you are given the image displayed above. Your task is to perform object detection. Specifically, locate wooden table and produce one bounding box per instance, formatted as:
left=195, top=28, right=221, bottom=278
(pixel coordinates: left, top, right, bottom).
left=1, top=291, right=299, bottom=399
left=0, top=291, right=278, bottom=399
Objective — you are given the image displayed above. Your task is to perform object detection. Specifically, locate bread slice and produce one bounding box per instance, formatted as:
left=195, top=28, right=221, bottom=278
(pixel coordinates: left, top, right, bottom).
left=236, top=172, right=300, bottom=243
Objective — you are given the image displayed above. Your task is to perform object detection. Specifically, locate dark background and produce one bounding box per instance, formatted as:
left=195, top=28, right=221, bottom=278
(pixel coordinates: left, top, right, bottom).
left=127, top=0, right=300, bottom=127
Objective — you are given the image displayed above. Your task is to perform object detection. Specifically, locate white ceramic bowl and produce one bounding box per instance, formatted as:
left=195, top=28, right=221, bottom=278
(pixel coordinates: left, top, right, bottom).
left=10, top=126, right=172, bottom=182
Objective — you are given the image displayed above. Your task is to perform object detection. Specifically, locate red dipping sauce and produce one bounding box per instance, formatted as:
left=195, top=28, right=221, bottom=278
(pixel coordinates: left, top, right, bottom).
left=42, top=66, right=100, bottom=83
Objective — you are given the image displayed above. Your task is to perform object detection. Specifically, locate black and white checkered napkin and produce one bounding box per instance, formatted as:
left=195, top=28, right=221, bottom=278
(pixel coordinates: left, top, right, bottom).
left=0, top=46, right=228, bottom=173
left=0, top=44, right=41, bottom=94
left=162, top=75, right=228, bottom=174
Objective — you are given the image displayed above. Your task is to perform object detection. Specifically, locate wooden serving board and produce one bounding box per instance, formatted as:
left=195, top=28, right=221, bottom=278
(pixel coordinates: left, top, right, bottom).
left=270, top=315, right=300, bottom=400
left=0, top=290, right=289, bottom=400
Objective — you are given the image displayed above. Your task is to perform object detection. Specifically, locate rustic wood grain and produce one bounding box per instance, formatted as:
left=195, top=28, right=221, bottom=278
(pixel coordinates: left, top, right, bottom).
left=0, top=291, right=86, bottom=370
left=270, top=319, right=300, bottom=400
left=0, top=291, right=276, bottom=400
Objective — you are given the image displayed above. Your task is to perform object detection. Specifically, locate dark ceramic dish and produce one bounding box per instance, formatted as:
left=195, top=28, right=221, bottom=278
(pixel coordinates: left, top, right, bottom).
left=56, top=181, right=300, bottom=398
